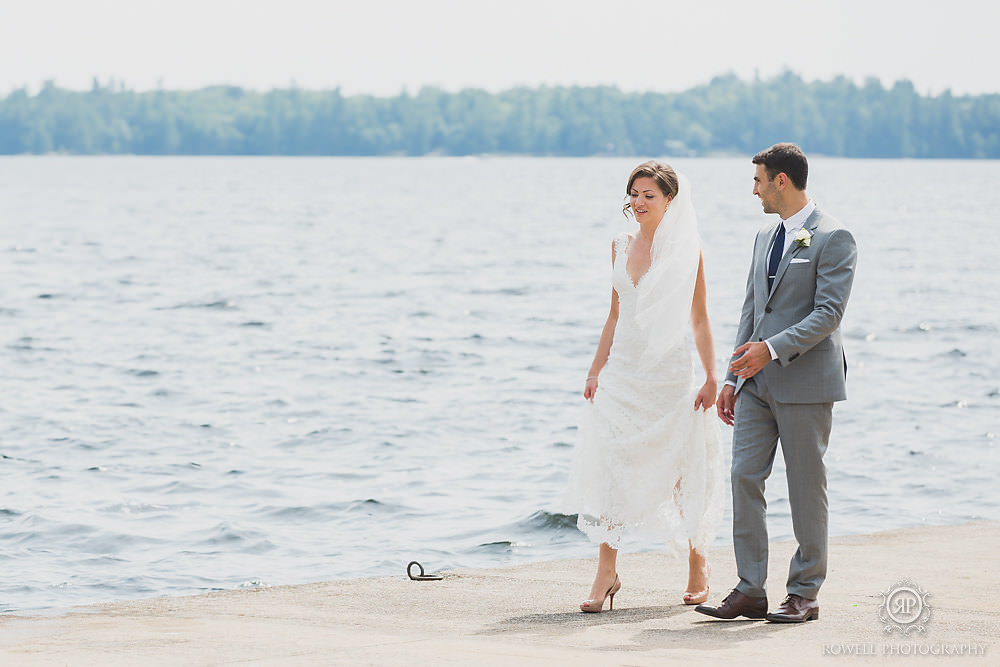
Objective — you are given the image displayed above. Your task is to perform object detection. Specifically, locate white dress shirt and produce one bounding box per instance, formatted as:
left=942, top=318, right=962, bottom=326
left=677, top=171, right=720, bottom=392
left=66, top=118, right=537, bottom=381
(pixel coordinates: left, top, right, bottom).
left=770, top=200, right=816, bottom=258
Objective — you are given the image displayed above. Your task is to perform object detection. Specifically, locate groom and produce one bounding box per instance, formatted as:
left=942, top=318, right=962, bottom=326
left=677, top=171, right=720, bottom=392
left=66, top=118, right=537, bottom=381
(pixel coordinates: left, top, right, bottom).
left=696, top=143, right=857, bottom=623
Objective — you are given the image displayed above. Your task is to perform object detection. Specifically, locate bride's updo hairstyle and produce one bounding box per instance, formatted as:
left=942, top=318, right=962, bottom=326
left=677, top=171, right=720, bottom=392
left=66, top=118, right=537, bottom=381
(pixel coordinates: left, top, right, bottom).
left=623, top=161, right=680, bottom=219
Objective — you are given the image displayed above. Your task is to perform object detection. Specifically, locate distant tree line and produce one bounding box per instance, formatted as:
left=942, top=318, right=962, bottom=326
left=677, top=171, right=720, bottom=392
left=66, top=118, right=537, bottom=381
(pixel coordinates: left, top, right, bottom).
left=1, top=72, right=998, bottom=157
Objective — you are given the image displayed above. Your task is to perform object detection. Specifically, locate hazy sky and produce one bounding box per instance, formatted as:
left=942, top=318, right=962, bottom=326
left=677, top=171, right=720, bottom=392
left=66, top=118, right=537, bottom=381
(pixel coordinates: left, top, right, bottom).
left=3, top=0, right=997, bottom=96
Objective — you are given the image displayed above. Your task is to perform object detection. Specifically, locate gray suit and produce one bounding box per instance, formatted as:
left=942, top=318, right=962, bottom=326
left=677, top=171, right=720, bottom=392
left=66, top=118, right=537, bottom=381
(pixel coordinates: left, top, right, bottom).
left=726, top=206, right=857, bottom=599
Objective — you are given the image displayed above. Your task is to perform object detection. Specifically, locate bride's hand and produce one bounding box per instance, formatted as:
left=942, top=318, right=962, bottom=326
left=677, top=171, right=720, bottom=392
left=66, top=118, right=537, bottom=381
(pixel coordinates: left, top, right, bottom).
left=694, top=377, right=717, bottom=411
left=584, top=377, right=599, bottom=402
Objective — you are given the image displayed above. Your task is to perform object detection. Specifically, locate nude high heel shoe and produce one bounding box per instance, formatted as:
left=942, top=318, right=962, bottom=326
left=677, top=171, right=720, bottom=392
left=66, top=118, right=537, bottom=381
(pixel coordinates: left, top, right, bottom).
left=683, top=565, right=710, bottom=605
left=580, top=574, right=621, bottom=613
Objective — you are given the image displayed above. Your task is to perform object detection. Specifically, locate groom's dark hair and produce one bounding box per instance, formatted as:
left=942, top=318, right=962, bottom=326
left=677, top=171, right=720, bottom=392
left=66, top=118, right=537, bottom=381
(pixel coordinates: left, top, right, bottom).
left=753, top=143, right=808, bottom=190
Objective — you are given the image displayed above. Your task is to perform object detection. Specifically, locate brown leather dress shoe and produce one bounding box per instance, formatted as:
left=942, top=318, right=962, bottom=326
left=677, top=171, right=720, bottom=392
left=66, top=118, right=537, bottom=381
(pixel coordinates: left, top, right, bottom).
left=765, top=594, right=819, bottom=623
left=694, top=589, right=768, bottom=619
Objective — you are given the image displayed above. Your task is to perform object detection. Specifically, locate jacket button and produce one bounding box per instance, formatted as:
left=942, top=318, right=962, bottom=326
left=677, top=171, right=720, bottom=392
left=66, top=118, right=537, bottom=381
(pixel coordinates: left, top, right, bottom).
left=765, top=306, right=772, bottom=313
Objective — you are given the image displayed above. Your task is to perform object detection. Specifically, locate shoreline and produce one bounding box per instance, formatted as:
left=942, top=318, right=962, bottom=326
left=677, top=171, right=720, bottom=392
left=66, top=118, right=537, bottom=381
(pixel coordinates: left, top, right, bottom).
left=1, top=521, right=997, bottom=665
left=4, top=517, right=983, bottom=617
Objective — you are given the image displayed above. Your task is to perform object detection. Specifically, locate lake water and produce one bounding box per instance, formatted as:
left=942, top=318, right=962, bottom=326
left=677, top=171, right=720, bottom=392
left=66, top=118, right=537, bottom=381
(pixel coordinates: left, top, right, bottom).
left=1, top=156, right=998, bottom=613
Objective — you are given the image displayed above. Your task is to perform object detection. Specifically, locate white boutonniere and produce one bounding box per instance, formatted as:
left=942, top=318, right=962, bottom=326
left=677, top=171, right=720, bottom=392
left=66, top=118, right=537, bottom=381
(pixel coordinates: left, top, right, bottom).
left=792, top=229, right=811, bottom=248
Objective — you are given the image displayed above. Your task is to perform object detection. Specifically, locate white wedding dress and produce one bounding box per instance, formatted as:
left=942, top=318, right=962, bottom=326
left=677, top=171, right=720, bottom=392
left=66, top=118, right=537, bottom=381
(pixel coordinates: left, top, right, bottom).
left=564, top=230, right=724, bottom=555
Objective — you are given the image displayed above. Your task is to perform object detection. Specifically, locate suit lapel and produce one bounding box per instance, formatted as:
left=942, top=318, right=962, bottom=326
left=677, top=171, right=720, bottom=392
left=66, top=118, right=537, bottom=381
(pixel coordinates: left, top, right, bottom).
left=766, top=210, right=820, bottom=300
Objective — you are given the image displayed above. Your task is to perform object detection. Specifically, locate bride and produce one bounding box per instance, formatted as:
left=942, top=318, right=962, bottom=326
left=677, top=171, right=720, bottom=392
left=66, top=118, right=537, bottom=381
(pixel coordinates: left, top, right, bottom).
left=565, top=161, right=723, bottom=612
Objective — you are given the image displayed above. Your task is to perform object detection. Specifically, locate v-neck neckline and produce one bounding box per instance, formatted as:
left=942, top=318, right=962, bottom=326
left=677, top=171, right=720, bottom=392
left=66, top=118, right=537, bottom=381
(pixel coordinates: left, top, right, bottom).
left=624, top=235, right=651, bottom=288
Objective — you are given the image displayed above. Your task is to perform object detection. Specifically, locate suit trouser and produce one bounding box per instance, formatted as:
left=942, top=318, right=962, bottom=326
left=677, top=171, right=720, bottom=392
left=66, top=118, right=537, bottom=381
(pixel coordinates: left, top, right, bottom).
left=731, top=373, right=833, bottom=600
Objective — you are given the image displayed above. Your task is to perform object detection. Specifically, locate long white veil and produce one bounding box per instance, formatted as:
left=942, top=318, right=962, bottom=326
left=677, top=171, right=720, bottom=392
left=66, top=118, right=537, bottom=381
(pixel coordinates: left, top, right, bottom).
left=633, top=172, right=702, bottom=371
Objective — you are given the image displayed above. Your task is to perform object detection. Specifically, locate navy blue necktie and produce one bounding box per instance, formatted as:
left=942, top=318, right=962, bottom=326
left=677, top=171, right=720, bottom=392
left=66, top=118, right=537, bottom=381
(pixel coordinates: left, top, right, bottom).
left=767, top=224, right=785, bottom=291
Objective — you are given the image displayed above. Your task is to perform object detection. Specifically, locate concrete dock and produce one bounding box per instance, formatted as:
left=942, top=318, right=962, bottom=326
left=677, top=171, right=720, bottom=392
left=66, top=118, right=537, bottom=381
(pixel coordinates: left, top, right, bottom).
left=1, top=521, right=996, bottom=665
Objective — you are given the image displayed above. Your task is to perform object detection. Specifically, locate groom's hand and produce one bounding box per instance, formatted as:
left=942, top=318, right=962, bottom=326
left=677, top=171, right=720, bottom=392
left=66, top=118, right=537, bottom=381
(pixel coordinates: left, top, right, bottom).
left=717, top=385, right=736, bottom=425
left=730, top=342, right=771, bottom=379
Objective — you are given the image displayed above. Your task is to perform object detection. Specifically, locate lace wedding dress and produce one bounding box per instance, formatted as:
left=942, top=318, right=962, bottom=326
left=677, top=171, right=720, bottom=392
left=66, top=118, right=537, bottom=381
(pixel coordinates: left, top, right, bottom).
left=564, top=177, right=723, bottom=555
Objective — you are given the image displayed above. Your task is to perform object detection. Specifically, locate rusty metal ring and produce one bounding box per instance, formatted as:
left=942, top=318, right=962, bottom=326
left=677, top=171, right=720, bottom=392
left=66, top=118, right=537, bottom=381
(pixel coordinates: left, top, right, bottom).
left=407, top=561, right=443, bottom=581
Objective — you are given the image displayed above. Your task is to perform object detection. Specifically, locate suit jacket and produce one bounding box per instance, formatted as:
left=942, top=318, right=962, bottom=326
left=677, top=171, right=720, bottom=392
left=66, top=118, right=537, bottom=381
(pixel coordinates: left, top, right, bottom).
left=727, top=207, right=858, bottom=404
